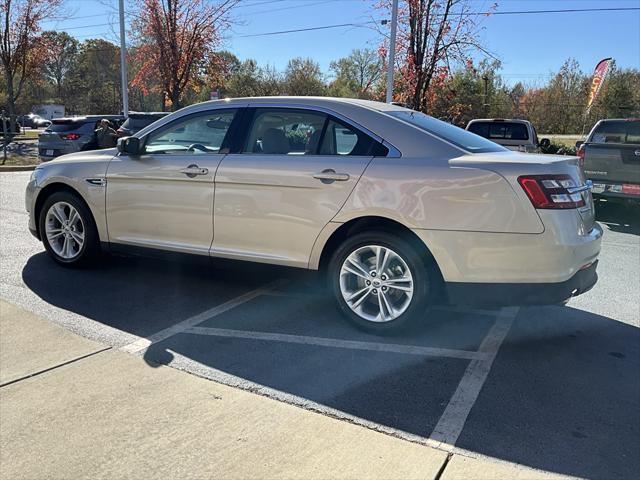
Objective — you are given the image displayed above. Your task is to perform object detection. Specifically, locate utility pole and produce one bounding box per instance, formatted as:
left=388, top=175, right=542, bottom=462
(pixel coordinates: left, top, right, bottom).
left=385, top=0, right=399, bottom=103
left=119, top=0, right=129, bottom=118
left=482, top=75, right=489, bottom=117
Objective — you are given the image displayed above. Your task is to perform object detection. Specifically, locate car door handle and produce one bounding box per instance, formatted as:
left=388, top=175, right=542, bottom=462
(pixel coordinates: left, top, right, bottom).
left=312, top=169, right=350, bottom=183
left=180, top=164, right=209, bottom=177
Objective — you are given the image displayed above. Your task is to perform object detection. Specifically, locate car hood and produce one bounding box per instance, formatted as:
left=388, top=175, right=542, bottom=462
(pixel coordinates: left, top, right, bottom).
left=43, top=148, right=118, bottom=165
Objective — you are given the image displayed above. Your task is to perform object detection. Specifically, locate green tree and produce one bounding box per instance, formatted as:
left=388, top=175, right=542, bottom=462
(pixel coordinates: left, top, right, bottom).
left=594, top=64, right=640, bottom=123
left=284, top=57, right=325, bottom=96
left=328, top=49, right=383, bottom=99
left=223, top=59, right=283, bottom=98
left=65, top=39, right=121, bottom=114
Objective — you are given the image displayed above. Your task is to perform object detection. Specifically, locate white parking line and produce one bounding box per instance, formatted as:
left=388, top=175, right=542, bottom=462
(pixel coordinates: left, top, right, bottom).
left=120, top=280, right=286, bottom=354
left=428, top=306, right=519, bottom=449
left=184, top=326, right=486, bottom=360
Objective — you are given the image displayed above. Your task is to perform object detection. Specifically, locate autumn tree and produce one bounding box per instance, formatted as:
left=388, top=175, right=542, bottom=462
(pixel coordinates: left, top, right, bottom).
left=0, top=0, right=61, bottom=126
left=284, top=57, right=325, bottom=96
left=40, top=31, right=78, bottom=99
left=130, top=0, right=239, bottom=111
left=376, top=0, right=495, bottom=111
left=329, top=48, right=383, bottom=99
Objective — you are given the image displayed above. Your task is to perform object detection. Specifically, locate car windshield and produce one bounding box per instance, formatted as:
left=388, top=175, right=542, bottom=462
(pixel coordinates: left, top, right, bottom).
left=387, top=110, right=507, bottom=153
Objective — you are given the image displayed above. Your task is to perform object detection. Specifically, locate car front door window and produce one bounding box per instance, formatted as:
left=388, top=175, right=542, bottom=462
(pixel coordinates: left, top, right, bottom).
left=145, top=110, right=237, bottom=154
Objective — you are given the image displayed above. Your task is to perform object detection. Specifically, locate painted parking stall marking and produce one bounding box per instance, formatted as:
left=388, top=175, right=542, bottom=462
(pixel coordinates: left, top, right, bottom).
left=120, top=279, right=287, bottom=354
left=185, top=326, right=485, bottom=360
left=429, top=306, right=519, bottom=449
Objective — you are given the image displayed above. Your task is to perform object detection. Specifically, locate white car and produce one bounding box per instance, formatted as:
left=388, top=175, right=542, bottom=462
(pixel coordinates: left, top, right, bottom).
left=26, top=97, right=602, bottom=332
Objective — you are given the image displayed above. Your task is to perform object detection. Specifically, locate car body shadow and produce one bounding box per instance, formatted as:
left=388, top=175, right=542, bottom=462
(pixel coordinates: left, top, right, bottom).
left=595, top=200, right=640, bottom=235
left=21, top=252, right=640, bottom=480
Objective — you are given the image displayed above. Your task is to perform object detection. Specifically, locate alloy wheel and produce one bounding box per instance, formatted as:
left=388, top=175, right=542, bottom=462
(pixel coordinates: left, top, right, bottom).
left=339, top=245, right=414, bottom=323
left=44, top=201, right=85, bottom=260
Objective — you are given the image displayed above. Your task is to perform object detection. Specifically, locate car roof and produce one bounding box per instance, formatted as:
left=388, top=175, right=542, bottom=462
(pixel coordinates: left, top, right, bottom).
left=52, top=115, right=123, bottom=122
left=127, top=112, right=168, bottom=117
left=186, top=96, right=410, bottom=113
left=467, top=118, right=532, bottom=124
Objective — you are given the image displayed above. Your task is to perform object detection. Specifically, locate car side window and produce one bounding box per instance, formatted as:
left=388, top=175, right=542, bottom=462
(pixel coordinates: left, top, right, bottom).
left=243, top=109, right=327, bottom=155
left=319, top=119, right=385, bottom=156
left=144, top=109, right=237, bottom=155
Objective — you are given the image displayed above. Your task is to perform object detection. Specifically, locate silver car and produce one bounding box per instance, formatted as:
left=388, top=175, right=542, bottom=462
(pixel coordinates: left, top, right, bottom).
left=26, top=97, right=602, bottom=332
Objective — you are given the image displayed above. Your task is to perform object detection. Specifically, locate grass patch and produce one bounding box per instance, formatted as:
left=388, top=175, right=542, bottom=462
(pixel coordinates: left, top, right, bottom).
left=541, top=134, right=584, bottom=149
left=0, top=153, right=40, bottom=166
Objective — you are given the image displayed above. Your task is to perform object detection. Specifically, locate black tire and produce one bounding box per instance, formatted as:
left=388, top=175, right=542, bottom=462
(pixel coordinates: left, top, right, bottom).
left=39, top=191, right=100, bottom=267
left=328, top=230, right=432, bottom=334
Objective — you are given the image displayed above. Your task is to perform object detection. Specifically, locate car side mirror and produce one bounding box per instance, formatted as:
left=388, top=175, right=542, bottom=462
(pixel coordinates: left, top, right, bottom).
left=539, top=138, right=551, bottom=149
left=575, top=140, right=584, bottom=149
left=117, top=136, right=141, bottom=156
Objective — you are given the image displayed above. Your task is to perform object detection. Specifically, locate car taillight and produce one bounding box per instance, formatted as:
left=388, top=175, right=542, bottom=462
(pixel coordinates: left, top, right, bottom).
left=577, top=145, right=585, bottom=168
left=518, top=174, right=586, bottom=209
left=61, top=133, right=81, bottom=140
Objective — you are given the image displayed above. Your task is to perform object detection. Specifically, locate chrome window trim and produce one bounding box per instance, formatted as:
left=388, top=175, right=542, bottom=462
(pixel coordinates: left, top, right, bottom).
left=246, top=102, right=402, bottom=158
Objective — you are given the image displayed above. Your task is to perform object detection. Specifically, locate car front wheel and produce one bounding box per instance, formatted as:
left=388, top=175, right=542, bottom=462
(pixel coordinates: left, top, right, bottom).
left=329, top=231, right=432, bottom=333
left=39, top=191, right=99, bottom=267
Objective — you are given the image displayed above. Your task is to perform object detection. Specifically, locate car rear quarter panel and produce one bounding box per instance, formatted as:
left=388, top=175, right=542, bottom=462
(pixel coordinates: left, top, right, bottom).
left=334, top=154, right=544, bottom=234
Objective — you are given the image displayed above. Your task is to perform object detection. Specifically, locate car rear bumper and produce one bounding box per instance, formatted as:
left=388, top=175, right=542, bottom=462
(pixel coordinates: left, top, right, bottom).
left=413, top=218, right=602, bottom=285
left=445, top=260, right=598, bottom=306
left=590, top=180, right=640, bottom=201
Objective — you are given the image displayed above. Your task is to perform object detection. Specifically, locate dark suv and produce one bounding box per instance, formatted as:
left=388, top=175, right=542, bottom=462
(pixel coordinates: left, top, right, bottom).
left=116, top=112, right=167, bottom=138
left=38, top=115, right=124, bottom=160
left=578, top=118, right=640, bottom=203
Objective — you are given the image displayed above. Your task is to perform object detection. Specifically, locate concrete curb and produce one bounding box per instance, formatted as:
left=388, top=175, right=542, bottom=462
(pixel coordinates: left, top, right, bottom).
left=0, top=165, right=38, bottom=172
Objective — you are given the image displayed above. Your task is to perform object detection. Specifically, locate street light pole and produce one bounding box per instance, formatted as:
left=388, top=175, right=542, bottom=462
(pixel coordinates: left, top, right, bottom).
left=118, top=0, right=129, bottom=118
left=385, top=0, right=399, bottom=103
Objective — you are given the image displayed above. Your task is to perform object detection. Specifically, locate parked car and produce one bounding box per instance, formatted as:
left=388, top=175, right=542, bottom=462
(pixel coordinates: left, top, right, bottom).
left=38, top=115, right=124, bottom=160
left=116, top=112, right=168, bottom=138
left=18, top=113, right=51, bottom=129
left=466, top=118, right=550, bottom=153
left=26, top=97, right=601, bottom=332
left=577, top=118, right=640, bottom=204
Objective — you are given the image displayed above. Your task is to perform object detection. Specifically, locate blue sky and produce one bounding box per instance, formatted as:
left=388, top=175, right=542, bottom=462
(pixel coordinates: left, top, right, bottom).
left=45, top=0, right=640, bottom=84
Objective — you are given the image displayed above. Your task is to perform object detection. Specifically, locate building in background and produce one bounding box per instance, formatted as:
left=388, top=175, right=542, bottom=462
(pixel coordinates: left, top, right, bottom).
left=32, top=104, right=65, bottom=120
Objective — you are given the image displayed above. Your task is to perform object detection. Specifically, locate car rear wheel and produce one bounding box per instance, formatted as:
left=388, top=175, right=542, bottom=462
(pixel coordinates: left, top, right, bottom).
left=328, top=231, right=431, bottom=333
left=39, top=191, right=99, bottom=267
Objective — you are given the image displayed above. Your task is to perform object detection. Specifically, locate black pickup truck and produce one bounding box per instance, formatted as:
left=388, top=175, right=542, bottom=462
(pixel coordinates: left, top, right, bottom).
left=578, top=119, right=640, bottom=203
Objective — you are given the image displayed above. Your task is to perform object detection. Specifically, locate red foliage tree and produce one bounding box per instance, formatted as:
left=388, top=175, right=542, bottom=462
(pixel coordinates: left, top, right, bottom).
left=130, top=0, right=239, bottom=111
left=375, top=0, right=496, bottom=111
left=0, top=0, right=61, bottom=123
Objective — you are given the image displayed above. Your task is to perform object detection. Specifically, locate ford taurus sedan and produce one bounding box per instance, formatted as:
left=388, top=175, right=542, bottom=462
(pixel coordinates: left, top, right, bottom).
left=25, top=97, right=602, bottom=332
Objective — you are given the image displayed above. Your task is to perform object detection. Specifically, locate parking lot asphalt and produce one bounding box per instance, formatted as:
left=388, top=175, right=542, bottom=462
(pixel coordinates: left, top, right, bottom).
left=1, top=171, right=639, bottom=479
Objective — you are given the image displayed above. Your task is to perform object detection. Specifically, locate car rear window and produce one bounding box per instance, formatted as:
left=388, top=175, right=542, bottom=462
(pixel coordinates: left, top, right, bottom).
left=388, top=111, right=506, bottom=153
left=590, top=121, right=640, bottom=145
left=47, top=120, right=96, bottom=133
left=122, top=116, right=163, bottom=130
left=467, top=121, right=529, bottom=141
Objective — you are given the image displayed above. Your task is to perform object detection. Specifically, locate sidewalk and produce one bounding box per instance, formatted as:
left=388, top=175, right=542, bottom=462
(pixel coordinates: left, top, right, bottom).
left=0, top=300, right=564, bottom=479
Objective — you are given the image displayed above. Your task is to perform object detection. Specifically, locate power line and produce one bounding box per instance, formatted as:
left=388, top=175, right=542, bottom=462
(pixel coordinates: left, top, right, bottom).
left=238, top=21, right=376, bottom=38
left=484, top=6, right=640, bottom=16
